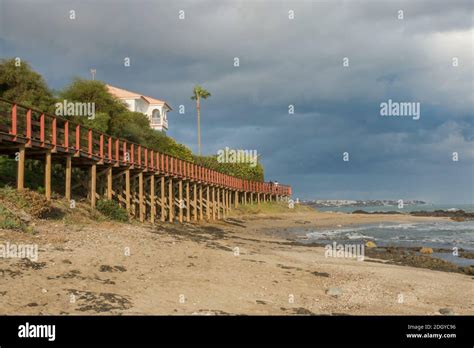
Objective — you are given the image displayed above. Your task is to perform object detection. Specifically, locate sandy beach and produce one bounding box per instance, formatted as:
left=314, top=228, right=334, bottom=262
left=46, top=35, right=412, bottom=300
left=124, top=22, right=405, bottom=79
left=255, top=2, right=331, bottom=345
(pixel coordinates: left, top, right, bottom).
left=0, top=202, right=472, bottom=316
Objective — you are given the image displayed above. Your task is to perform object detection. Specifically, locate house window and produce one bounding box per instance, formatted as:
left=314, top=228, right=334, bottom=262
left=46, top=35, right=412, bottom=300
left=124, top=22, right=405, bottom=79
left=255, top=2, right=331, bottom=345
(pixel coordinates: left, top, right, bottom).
left=152, top=109, right=161, bottom=124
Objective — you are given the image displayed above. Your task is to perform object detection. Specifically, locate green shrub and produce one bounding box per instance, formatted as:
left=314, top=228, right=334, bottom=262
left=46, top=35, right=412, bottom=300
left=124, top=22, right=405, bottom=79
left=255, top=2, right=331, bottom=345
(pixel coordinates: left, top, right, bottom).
left=194, top=155, right=265, bottom=181
left=96, top=199, right=129, bottom=222
left=0, top=204, right=24, bottom=230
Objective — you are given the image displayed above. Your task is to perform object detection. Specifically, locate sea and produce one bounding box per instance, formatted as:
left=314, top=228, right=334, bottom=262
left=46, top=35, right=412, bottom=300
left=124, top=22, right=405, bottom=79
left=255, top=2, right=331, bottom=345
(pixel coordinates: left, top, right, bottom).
left=302, top=204, right=474, bottom=266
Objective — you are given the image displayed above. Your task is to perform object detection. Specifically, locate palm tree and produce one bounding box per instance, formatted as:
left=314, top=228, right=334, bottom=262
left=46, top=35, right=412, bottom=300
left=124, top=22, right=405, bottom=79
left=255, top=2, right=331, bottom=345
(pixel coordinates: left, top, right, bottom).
left=191, top=85, right=211, bottom=156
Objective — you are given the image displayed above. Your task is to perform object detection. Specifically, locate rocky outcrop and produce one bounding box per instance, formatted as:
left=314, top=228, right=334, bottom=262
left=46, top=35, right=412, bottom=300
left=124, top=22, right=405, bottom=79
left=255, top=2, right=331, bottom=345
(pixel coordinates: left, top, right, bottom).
left=419, top=247, right=433, bottom=254
left=352, top=210, right=402, bottom=215
left=352, top=209, right=474, bottom=221
left=410, top=210, right=474, bottom=221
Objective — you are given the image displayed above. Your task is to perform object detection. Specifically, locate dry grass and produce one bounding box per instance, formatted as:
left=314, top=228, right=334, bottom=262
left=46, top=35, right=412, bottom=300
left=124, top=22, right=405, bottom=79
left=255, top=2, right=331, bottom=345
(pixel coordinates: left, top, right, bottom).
left=230, top=201, right=313, bottom=216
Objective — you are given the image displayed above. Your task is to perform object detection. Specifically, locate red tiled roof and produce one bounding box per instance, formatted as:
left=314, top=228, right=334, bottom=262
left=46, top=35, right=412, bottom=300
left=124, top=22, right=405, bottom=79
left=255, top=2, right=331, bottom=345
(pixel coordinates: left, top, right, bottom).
left=106, top=84, right=172, bottom=110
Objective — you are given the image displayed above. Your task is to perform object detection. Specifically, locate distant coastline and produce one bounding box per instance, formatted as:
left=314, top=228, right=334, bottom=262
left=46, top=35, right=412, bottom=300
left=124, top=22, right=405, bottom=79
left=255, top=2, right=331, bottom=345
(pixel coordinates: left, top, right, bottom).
left=304, top=201, right=474, bottom=214
left=304, top=199, right=426, bottom=208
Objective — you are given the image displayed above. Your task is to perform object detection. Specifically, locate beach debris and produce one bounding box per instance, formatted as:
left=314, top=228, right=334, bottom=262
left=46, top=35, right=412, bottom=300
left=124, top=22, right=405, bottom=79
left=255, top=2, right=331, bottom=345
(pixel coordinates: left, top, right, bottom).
left=292, top=307, right=315, bottom=315
left=311, top=271, right=330, bottom=277
left=99, top=265, right=127, bottom=273
left=280, top=307, right=316, bottom=315
left=191, top=309, right=232, bottom=315
left=419, top=247, right=433, bottom=254
left=439, top=308, right=454, bottom=315
left=365, top=241, right=377, bottom=248
left=67, top=289, right=132, bottom=312
left=326, top=287, right=343, bottom=298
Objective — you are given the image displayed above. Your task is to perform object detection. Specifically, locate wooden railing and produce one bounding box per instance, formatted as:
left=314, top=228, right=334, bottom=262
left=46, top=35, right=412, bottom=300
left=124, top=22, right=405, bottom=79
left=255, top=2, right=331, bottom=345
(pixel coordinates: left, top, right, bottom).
left=0, top=98, right=291, bottom=196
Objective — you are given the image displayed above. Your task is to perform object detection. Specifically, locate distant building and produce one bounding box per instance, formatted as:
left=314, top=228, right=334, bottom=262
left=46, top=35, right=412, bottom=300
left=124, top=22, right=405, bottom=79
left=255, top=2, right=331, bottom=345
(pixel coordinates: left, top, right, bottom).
left=106, top=84, right=172, bottom=133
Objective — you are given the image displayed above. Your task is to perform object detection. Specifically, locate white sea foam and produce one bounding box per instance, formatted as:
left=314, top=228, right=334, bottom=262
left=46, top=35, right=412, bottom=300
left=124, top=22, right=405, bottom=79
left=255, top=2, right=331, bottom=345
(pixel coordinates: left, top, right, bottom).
left=304, top=221, right=474, bottom=249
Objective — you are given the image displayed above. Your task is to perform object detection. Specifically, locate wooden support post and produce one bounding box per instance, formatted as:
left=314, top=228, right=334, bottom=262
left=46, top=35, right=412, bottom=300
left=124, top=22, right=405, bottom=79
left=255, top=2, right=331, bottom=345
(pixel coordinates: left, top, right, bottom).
left=257, top=193, right=260, bottom=205
left=45, top=150, right=52, bottom=201
left=244, top=192, right=247, bottom=205
left=235, top=190, right=238, bottom=208
left=139, top=172, right=144, bottom=222
left=199, top=184, right=203, bottom=221
left=107, top=167, right=113, bottom=200
left=65, top=155, right=72, bottom=201
left=150, top=174, right=155, bottom=224
left=221, top=189, right=225, bottom=219
left=193, top=183, right=198, bottom=222
left=224, top=190, right=227, bottom=215
left=178, top=180, right=183, bottom=223
left=224, top=190, right=228, bottom=216
left=206, top=186, right=211, bottom=221
left=125, top=168, right=131, bottom=213
left=161, top=176, right=166, bottom=222
left=90, top=164, right=96, bottom=208
left=212, top=187, right=216, bottom=220
left=217, top=188, right=221, bottom=220
left=131, top=175, right=136, bottom=217
left=168, top=177, right=173, bottom=222
left=223, top=189, right=227, bottom=218
left=186, top=181, right=190, bottom=222
left=226, top=189, right=229, bottom=213
left=17, top=145, right=25, bottom=190
left=224, top=189, right=228, bottom=215
left=251, top=192, right=254, bottom=204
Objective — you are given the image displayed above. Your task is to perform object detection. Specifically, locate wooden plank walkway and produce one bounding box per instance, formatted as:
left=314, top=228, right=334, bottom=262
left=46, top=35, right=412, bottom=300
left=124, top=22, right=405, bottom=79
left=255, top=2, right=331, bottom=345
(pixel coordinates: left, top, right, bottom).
left=0, top=98, right=291, bottom=223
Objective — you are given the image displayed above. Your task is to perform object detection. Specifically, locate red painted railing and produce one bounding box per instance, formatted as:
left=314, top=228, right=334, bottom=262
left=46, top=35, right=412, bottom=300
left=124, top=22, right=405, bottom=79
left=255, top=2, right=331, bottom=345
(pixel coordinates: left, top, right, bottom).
left=0, top=98, right=291, bottom=196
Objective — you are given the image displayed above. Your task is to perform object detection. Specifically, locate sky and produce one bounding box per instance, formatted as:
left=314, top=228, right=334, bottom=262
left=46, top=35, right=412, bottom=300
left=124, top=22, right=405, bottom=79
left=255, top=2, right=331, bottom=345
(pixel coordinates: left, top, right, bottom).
left=0, top=0, right=473, bottom=203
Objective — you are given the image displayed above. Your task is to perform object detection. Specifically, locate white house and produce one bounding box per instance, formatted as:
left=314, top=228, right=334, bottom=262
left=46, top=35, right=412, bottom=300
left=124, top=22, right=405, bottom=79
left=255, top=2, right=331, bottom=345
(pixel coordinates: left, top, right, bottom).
left=106, top=84, right=172, bottom=132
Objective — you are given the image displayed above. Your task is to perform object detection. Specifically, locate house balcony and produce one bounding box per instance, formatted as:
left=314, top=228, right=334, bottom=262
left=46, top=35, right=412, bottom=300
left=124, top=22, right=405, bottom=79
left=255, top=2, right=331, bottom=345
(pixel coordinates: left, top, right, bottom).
left=150, top=118, right=168, bottom=132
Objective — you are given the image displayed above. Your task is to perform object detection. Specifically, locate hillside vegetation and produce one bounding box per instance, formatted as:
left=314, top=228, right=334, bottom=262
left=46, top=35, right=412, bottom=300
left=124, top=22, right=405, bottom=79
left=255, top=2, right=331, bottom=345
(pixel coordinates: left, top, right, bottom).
left=0, top=58, right=264, bottom=186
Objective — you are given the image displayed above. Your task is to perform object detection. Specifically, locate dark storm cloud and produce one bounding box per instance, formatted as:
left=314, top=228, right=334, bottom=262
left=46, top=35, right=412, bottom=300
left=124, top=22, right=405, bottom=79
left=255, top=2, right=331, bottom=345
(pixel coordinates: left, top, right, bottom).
left=0, top=0, right=472, bottom=202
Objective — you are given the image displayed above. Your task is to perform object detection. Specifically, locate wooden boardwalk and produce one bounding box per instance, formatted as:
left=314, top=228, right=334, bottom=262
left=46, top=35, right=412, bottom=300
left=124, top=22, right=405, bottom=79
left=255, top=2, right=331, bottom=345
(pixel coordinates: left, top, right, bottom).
left=0, top=98, right=291, bottom=223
